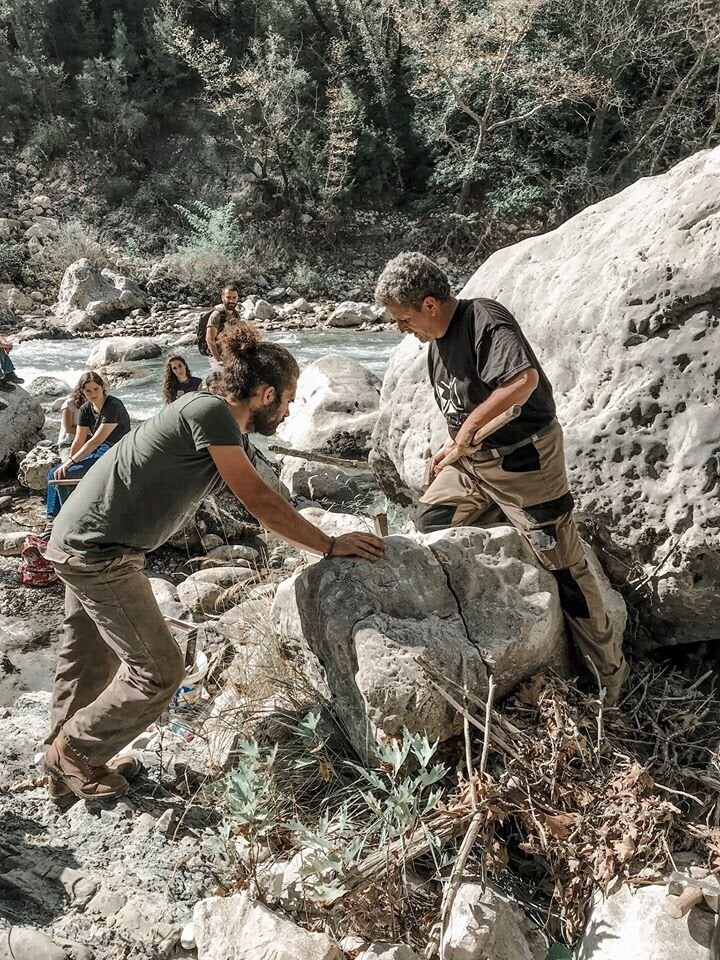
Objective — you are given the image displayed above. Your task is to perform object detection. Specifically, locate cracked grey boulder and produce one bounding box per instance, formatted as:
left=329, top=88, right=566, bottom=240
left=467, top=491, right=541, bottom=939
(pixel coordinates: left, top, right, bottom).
left=371, top=148, right=720, bottom=646
left=271, top=523, right=569, bottom=760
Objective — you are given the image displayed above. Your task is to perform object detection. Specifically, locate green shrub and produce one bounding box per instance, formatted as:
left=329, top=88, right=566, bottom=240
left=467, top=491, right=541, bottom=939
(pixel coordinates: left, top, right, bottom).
left=23, top=118, right=73, bottom=162
left=174, top=200, right=240, bottom=256
left=29, top=221, right=112, bottom=289
left=287, top=260, right=326, bottom=297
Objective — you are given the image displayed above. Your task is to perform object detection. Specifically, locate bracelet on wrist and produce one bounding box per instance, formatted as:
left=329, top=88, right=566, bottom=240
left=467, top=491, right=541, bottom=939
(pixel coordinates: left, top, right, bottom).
left=68, top=456, right=75, bottom=464
left=323, top=536, right=336, bottom=558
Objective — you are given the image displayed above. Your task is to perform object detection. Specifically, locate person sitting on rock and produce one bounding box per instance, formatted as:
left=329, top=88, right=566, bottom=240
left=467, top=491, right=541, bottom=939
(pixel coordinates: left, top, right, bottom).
left=206, top=283, right=241, bottom=368
left=0, top=336, right=24, bottom=393
left=375, top=251, right=628, bottom=706
left=43, top=322, right=385, bottom=800
left=203, top=370, right=224, bottom=394
left=162, top=354, right=202, bottom=403
left=57, top=388, right=83, bottom=462
left=45, top=372, right=131, bottom=529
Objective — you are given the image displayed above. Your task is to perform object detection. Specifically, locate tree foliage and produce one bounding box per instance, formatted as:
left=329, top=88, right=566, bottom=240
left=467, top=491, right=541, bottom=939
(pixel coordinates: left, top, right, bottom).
left=0, top=0, right=718, bottom=228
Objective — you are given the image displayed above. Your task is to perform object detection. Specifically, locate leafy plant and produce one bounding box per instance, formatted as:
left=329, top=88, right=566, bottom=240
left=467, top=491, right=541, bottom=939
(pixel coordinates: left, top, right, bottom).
left=173, top=200, right=239, bottom=256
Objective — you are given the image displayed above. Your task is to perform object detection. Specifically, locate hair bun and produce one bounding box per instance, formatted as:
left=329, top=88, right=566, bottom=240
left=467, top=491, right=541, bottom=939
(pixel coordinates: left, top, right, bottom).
left=219, top=321, right=261, bottom=360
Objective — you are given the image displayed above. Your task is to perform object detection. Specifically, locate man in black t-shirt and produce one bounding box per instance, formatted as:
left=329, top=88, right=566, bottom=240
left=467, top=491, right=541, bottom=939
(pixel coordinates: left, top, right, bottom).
left=375, top=252, right=627, bottom=705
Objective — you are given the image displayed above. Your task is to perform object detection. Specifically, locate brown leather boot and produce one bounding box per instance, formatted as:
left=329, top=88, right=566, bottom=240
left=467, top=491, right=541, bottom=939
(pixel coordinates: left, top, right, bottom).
left=48, top=754, right=143, bottom=800
left=45, top=735, right=129, bottom=800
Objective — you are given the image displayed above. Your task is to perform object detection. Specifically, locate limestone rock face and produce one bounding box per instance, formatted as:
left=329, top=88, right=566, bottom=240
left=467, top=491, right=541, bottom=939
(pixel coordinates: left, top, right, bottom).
left=18, top=443, right=57, bottom=491
left=577, top=882, right=712, bottom=960
left=56, top=259, right=147, bottom=324
left=271, top=524, right=569, bottom=760
left=0, top=387, right=45, bottom=473
left=370, top=335, right=446, bottom=505
left=86, top=337, right=161, bottom=367
left=442, top=883, right=546, bottom=960
left=371, top=148, right=720, bottom=644
left=280, top=456, right=379, bottom=506
left=276, top=354, right=381, bottom=456
left=193, top=891, right=342, bottom=960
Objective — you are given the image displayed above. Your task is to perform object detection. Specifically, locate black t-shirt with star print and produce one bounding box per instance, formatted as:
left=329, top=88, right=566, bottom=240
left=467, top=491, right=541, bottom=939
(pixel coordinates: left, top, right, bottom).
left=427, top=298, right=556, bottom=447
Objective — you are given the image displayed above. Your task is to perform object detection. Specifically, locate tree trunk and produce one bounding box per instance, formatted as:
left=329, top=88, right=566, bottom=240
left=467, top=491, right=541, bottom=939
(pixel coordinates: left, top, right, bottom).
left=457, top=125, right=485, bottom=215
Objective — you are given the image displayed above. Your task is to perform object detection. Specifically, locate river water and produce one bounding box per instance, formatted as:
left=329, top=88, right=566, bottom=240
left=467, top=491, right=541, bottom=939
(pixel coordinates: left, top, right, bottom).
left=17, top=329, right=402, bottom=422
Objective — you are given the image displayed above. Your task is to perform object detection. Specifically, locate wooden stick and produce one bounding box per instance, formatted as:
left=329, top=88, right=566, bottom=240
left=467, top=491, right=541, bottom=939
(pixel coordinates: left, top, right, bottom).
left=47, top=478, right=82, bottom=486
left=373, top=513, right=389, bottom=537
left=469, top=404, right=522, bottom=450
left=268, top=444, right=372, bottom=471
left=426, top=666, right=496, bottom=960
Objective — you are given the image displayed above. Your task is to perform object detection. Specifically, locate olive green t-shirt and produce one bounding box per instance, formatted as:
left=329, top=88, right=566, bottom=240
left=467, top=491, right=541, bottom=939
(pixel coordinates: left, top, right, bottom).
left=51, top=393, right=249, bottom=559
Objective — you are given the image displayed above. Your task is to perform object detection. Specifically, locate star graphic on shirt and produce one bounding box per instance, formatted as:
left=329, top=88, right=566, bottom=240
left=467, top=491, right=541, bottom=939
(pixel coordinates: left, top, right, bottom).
left=434, top=377, right=464, bottom=420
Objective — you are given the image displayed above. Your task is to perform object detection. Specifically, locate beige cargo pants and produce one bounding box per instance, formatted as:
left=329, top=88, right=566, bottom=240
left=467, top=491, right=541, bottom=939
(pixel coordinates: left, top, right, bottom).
left=45, top=546, right=185, bottom=766
left=417, top=422, right=625, bottom=682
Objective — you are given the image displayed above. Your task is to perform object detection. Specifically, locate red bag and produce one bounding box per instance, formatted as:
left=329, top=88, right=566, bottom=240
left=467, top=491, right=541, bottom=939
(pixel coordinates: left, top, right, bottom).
left=17, top=535, right=58, bottom=587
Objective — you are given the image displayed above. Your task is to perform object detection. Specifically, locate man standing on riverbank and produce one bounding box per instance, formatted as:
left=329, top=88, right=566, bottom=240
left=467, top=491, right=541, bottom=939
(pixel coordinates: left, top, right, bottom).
left=375, top=252, right=627, bottom=705
left=205, top=284, right=242, bottom=367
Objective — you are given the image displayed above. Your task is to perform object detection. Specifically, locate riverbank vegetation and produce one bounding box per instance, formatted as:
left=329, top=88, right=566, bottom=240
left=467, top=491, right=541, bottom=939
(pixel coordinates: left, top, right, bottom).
left=1, top=0, right=718, bottom=261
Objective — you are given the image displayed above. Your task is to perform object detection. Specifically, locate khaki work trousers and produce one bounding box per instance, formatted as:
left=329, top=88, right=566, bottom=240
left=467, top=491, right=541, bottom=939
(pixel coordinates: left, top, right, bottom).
left=417, top=422, right=625, bottom=681
left=46, top=549, right=185, bottom=766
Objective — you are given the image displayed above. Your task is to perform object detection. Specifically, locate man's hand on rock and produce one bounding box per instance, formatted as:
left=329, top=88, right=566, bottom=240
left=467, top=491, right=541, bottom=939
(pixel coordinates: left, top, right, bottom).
left=331, top=532, right=386, bottom=561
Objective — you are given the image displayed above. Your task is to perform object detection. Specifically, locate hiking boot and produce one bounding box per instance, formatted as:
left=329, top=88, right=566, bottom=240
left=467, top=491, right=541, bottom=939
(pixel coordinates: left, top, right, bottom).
left=5, top=371, right=24, bottom=384
left=604, top=660, right=629, bottom=708
left=0, top=379, right=15, bottom=392
left=44, top=734, right=129, bottom=800
left=49, top=753, right=143, bottom=800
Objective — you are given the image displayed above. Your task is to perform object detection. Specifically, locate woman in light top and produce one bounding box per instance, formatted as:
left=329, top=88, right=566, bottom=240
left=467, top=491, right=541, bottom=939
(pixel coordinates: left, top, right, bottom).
left=162, top=355, right=202, bottom=403
left=57, top=388, right=82, bottom=461
left=45, top=372, right=131, bottom=528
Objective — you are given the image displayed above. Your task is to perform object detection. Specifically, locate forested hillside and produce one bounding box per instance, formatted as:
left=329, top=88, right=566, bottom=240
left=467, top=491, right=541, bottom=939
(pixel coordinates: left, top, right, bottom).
left=0, top=0, right=719, bottom=289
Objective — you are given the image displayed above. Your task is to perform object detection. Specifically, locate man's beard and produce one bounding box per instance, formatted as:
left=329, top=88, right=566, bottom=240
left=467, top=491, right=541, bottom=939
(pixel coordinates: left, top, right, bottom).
left=248, top=398, right=283, bottom=436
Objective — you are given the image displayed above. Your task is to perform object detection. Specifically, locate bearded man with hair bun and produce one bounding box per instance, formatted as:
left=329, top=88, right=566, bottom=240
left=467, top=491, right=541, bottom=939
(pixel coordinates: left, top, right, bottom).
left=43, top=322, right=385, bottom=801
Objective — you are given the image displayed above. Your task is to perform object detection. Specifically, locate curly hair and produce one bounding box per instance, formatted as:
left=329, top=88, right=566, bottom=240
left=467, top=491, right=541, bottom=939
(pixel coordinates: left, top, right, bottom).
left=163, top=354, right=192, bottom=404
left=374, top=251, right=451, bottom=308
left=72, top=371, right=106, bottom=407
left=218, top=322, right=299, bottom=401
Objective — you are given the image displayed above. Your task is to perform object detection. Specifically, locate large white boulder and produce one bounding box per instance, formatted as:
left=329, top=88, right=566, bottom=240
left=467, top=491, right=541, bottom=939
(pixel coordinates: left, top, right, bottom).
left=271, top=524, right=570, bottom=760
left=0, top=388, right=45, bottom=472
left=577, top=882, right=712, bottom=960
left=276, top=354, right=381, bottom=455
left=193, top=891, right=341, bottom=960
left=371, top=148, right=720, bottom=644
left=86, top=337, right=161, bottom=367
left=56, top=258, right=147, bottom=322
